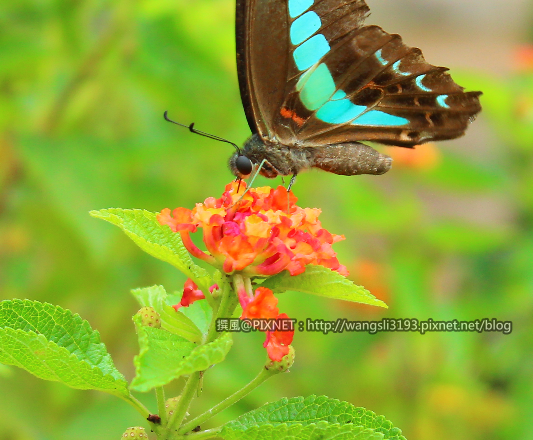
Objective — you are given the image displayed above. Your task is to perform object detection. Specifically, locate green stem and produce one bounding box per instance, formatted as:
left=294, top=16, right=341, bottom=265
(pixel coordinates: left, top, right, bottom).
left=199, top=280, right=216, bottom=310
left=155, top=386, right=168, bottom=426
left=243, top=276, right=253, bottom=297
left=120, top=393, right=151, bottom=419
left=166, top=372, right=201, bottom=438
left=119, top=394, right=166, bottom=438
left=167, top=274, right=241, bottom=438
left=176, top=428, right=222, bottom=440
left=178, top=366, right=278, bottom=434
left=232, top=273, right=246, bottom=300
left=205, top=276, right=238, bottom=344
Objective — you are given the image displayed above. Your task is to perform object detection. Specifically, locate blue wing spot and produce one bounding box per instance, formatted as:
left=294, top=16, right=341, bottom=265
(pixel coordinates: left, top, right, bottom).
left=352, top=110, right=409, bottom=126
left=290, top=11, right=321, bottom=45
left=293, top=34, right=330, bottom=71
left=298, top=63, right=336, bottom=110
left=392, top=60, right=410, bottom=76
left=331, top=90, right=347, bottom=100
left=437, top=94, right=450, bottom=108
left=415, top=74, right=431, bottom=92
left=317, top=99, right=366, bottom=124
left=289, top=0, right=314, bottom=18
left=375, top=49, right=388, bottom=66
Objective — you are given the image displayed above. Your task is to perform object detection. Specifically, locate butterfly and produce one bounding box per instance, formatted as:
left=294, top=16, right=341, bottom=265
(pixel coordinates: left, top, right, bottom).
left=228, top=0, right=482, bottom=185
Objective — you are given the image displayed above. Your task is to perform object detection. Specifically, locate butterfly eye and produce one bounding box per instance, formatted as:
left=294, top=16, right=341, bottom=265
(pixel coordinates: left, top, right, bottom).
left=236, top=155, right=253, bottom=176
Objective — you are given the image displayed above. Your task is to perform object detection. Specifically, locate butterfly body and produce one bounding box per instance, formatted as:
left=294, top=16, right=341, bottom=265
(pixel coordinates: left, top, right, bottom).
left=229, top=134, right=392, bottom=178
left=231, top=0, right=482, bottom=179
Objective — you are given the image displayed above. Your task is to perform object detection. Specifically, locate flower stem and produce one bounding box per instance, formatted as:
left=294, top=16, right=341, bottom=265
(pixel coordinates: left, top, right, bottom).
left=166, top=372, right=201, bottom=438
left=175, top=427, right=222, bottom=440
left=155, top=386, right=167, bottom=426
left=205, top=276, right=238, bottom=344
left=178, top=366, right=279, bottom=434
left=166, top=281, right=238, bottom=438
left=120, top=393, right=151, bottom=419
left=119, top=393, right=166, bottom=438
left=244, top=276, right=253, bottom=297
left=232, top=273, right=253, bottom=311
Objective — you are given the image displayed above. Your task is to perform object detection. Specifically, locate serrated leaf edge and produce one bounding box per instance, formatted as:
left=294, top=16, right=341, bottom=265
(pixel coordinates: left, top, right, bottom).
left=0, top=327, right=129, bottom=397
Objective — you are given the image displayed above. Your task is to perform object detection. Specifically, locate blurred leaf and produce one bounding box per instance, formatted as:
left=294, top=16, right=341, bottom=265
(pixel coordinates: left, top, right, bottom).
left=132, top=285, right=203, bottom=343
left=0, top=299, right=129, bottom=397
left=423, top=152, right=506, bottom=192
left=262, top=265, right=387, bottom=308
left=17, top=136, right=131, bottom=256
left=468, top=72, right=533, bottom=150
left=131, top=330, right=232, bottom=392
left=422, top=220, right=510, bottom=253
left=90, top=208, right=212, bottom=291
left=221, top=395, right=406, bottom=440
left=0, top=363, right=11, bottom=377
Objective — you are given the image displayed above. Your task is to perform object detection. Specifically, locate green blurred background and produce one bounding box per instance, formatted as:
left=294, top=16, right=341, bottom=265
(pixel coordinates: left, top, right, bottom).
left=1, top=0, right=532, bottom=438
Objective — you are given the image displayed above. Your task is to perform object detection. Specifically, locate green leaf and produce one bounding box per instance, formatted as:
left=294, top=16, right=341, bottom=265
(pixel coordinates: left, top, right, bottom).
left=90, top=209, right=211, bottom=292
left=132, top=285, right=203, bottom=343
left=220, top=423, right=383, bottom=440
left=131, top=330, right=232, bottom=392
left=0, top=300, right=129, bottom=397
left=262, top=266, right=387, bottom=308
left=179, top=298, right=213, bottom=336
left=221, top=395, right=406, bottom=440
left=131, top=324, right=196, bottom=392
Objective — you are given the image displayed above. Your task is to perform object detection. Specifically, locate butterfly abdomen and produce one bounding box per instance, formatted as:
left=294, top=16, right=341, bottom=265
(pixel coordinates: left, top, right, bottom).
left=310, top=143, right=392, bottom=176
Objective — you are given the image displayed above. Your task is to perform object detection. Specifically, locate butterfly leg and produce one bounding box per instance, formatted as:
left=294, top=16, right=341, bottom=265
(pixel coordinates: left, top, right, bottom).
left=285, top=174, right=297, bottom=212
left=287, top=174, right=297, bottom=192
left=230, top=159, right=266, bottom=208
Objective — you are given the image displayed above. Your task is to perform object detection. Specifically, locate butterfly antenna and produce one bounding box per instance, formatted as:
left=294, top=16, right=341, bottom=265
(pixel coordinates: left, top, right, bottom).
left=230, top=159, right=267, bottom=209
left=163, top=111, right=241, bottom=154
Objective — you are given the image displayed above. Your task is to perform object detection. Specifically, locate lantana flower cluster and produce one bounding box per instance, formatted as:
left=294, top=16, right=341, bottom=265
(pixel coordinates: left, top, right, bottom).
left=157, top=181, right=348, bottom=277
left=158, top=181, right=348, bottom=361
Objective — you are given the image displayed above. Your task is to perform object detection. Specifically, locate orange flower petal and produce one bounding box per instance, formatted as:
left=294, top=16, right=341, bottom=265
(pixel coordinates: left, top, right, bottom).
left=241, top=287, right=279, bottom=320
left=264, top=313, right=294, bottom=361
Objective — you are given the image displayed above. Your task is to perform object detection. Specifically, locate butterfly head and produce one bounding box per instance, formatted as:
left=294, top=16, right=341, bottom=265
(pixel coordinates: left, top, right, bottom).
left=229, top=151, right=253, bottom=179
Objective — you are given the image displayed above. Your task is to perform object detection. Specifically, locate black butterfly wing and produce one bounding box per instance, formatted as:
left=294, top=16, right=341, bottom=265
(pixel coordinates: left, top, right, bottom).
left=237, top=0, right=481, bottom=148
left=283, top=21, right=482, bottom=147
left=236, top=0, right=294, bottom=142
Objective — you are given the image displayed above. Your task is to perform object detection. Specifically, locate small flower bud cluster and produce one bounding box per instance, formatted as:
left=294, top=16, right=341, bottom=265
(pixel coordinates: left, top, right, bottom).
left=136, top=307, right=161, bottom=328
left=165, top=396, right=180, bottom=418
left=266, top=345, right=295, bottom=372
left=121, top=426, right=148, bottom=439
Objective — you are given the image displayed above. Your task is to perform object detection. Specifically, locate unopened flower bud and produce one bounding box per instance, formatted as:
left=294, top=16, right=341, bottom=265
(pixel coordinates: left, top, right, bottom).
left=165, top=396, right=180, bottom=417
left=136, top=307, right=161, bottom=328
left=121, top=426, right=148, bottom=438
left=266, top=345, right=295, bottom=372
left=165, top=396, right=188, bottom=418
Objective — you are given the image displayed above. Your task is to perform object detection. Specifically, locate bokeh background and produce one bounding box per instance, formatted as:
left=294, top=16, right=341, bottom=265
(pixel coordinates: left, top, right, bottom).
left=1, top=0, right=532, bottom=438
